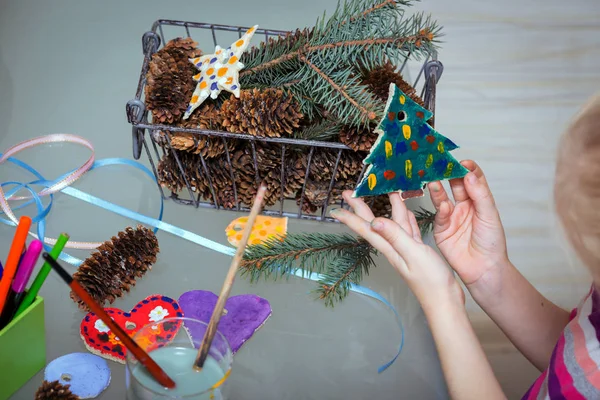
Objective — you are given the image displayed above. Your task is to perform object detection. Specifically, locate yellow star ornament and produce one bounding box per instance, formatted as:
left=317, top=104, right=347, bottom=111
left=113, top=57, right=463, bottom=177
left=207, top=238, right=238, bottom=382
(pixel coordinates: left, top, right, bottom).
left=183, top=25, right=258, bottom=119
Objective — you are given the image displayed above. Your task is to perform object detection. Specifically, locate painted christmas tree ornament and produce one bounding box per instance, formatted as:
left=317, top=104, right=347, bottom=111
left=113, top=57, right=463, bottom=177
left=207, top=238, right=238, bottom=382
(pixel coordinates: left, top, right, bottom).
left=178, top=290, right=272, bottom=353
left=354, top=83, right=468, bottom=199
left=79, top=294, right=183, bottom=363
left=225, top=215, right=288, bottom=247
left=183, top=25, right=259, bottom=119
left=44, top=353, right=111, bottom=399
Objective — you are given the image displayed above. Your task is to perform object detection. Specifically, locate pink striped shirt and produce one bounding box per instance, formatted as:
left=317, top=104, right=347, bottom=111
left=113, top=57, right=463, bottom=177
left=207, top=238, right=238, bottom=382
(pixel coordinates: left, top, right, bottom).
left=523, top=286, right=600, bottom=399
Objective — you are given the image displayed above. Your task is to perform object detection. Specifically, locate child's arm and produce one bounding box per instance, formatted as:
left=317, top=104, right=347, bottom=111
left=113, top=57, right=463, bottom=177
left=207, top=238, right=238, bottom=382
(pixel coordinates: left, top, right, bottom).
left=332, top=193, right=506, bottom=400
left=428, top=161, right=569, bottom=371
left=426, top=293, right=506, bottom=400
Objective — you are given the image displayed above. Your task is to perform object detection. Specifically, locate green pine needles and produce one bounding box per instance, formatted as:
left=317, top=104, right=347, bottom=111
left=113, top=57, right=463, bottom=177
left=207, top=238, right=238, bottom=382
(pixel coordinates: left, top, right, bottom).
left=241, top=207, right=437, bottom=306
left=240, top=0, right=441, bottom=129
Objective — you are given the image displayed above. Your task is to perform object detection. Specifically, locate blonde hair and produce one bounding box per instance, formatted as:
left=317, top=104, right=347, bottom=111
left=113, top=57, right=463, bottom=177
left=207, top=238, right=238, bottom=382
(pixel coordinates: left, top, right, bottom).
left=555, top=94, right=600, bottom=273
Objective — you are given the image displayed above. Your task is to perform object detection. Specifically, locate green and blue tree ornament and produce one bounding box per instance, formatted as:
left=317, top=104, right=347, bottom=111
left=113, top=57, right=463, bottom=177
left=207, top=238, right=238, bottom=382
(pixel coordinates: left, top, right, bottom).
left=353, top=83, right=468, bottom=199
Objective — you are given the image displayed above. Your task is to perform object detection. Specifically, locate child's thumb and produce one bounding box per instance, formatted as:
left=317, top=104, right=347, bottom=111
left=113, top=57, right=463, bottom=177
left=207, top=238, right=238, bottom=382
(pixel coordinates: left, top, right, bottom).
left=464, top=172, right=498, bottom=221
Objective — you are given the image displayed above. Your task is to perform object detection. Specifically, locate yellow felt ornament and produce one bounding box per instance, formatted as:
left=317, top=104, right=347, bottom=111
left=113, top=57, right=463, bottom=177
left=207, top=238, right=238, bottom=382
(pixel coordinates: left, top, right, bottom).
left=225, top=215, right=288, bottom=247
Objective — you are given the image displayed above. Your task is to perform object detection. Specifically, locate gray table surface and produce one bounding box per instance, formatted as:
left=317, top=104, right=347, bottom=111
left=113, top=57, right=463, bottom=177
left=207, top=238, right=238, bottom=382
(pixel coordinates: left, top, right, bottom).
left=0, top=0, right=448, bottom=398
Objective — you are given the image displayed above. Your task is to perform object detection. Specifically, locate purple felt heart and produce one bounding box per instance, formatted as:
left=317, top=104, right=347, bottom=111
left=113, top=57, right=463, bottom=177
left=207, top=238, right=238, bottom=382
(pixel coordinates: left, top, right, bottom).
left=178, top=290, right=272, bottom=353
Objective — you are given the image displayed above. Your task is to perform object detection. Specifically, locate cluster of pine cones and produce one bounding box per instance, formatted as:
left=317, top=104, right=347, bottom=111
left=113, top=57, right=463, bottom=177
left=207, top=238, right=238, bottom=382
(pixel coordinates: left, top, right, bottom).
left=146, top=37, right=425, bottom=217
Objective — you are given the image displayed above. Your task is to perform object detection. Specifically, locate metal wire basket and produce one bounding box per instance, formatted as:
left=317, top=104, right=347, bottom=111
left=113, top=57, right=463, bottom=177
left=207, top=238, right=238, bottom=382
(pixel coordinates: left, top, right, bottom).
left=126, top=19, right=443, bottom=222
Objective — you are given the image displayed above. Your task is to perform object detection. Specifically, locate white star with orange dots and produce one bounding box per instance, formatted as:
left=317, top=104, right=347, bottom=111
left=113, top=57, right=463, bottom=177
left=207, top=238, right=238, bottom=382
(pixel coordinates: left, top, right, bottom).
left=183, top=25, right=258, bottom=119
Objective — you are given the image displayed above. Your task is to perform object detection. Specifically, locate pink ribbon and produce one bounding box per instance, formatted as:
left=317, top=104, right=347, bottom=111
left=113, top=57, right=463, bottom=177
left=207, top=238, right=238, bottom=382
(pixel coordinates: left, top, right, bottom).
left=0, top=134, right=102, bottom=249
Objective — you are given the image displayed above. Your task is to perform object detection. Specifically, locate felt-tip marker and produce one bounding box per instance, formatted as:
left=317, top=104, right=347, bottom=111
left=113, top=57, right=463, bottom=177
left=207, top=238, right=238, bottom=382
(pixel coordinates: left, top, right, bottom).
left=0, top=240, right=42, bottom=328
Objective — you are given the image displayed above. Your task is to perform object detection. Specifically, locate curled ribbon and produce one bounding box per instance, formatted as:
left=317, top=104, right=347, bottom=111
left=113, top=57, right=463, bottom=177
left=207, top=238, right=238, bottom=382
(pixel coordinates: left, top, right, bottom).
left=0, top=134, right=403, bottom=373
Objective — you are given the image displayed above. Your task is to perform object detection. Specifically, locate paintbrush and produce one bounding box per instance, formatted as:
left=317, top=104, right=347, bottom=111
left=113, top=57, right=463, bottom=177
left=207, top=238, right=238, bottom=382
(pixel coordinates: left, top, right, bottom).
left=41, top=252, right=176, bottom=389
left=194, top=183, right=268, bottom=370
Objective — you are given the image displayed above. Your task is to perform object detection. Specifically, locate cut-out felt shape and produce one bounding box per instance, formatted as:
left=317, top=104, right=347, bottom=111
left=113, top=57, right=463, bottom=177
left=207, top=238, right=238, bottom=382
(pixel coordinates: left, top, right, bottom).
left=44, top=353, right=111, bottom=399
left=178, top=290, right=271, bottom=353
left=353, top=83, right=468, bottom=199
left=183, top=25, right=258, bottom=119
left=80, top=294, right=183, bottom=364
left=225, top=215, right=288, bottom=247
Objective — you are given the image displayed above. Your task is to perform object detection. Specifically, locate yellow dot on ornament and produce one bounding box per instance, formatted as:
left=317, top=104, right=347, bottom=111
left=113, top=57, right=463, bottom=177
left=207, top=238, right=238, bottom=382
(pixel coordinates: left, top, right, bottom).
left=200, top=81, right=208, bottom=89
left=191, top=95, right=198, bottom=103
left=405, top=160, right=412, bottom=179
left=444, top=162, right=454, bottom=178
left=425, top=154, right=433, bottom=168
left=385, top=141, right=393, bottom=158
left=228, top=56, right=238, bottom=65
left=217, top=67, right=228, bottom=77
left=368, top=173, right=377, bottom=190
left=402, top=125, right=411, bottom=140
left=437, top=141, right=445, bottom=153
left=235, top=39, right=245, bottom=47
left=193, top=73, right=201, bottom=80
left=275, top=226, right=283, bottom=233
left=399, top=95, right=406, bottom=105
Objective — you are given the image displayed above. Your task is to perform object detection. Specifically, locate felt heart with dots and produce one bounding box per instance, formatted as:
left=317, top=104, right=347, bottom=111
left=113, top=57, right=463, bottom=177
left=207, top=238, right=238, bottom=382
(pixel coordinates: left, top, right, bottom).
left=79, top=294, right=183, bottom=364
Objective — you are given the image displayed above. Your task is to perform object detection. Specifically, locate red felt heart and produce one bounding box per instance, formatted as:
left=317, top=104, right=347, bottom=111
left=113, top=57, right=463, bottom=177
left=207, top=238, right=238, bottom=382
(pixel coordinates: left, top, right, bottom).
left=80, top=294, right=183, bottom=363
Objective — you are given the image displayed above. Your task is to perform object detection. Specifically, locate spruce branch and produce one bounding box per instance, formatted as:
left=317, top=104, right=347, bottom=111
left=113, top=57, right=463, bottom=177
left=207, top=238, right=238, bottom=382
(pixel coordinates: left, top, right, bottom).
left=239, top=0, right=441, bottom=128
left=294, top=119, right=342, bottom=141
left=345, top=0, right=400, bottom=25
left=300, top=54, right=377, bottom=122
left=240, top=207, right=437, bottom=306
left=241, top=34, right=432, bottom=78
left=316, top=243, right=376, bottom=306
left=414, top=207, right=436, bottom=236
left=240, top=232, right=363, bottom=281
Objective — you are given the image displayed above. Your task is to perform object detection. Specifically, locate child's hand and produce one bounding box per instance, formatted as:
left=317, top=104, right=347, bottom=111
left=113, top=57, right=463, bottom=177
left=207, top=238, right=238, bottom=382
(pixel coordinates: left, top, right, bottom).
left=332, top=191, right=464, bottom=310
left=427, top=160, right=509, bottom=289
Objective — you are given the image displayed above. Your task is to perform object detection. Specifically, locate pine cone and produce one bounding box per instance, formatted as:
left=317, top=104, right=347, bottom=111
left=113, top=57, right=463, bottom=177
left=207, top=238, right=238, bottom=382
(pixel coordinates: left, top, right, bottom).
left=70, top=226, right=160, bottom=311
left=367, top=195, right=393, bottom=218
left=145, top=38, right=202, bottom=124
left=35, top=380, right=79, bottom=400
left=221, top=89, right=303, bottom=137
left=296, top=195, right=319, bottom=214
left=301, top=149, right=363, bottom=183
left=168, top=103, right=233, bottom=158
left=263, top=152, right=307, bottom=205
left=157, top=150, right=201, bottom=193
left=361, top=62, right=424, bottom=106
left=339, top=124, right=378, bottom=152
left=231, top=149, right=261, bottom=206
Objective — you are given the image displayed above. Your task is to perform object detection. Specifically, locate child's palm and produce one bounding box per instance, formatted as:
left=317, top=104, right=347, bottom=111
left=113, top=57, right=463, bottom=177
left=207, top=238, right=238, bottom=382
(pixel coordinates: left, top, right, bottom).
left=428, top=161, right=509, bottom=287
left=434, top=200, right=507, bottom=286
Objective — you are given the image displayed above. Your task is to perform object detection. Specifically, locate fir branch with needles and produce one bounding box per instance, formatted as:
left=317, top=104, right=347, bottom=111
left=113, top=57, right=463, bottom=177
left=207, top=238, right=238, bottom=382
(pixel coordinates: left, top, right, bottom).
left=240, top=208, right=436, bottom=306
left=294, top=119, right=343, bottom=141
left=239, top=0, right=441, bottom=128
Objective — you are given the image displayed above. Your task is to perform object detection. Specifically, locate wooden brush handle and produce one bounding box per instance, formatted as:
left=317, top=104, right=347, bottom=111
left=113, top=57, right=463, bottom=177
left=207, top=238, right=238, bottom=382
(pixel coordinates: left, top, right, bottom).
left=195, top=184, right=267, bottom=369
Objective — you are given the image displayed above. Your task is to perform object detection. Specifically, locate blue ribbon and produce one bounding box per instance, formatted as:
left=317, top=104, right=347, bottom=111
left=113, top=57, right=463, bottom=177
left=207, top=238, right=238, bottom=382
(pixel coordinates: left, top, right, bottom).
left=0, top=155, right=403, bottom=372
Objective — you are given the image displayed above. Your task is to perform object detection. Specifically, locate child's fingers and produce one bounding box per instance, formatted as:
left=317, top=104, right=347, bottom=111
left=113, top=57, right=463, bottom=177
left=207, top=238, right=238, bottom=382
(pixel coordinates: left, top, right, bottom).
left=389, top=192, right=413, bottom=236
left=342, top=190, right=375, bottom=221
left=331, top=209, right=407, bottom=273
left=408, top=212, right=423, bottom=243
left=428, top=181, right=455, bottom=214
left=434, top=200, right=453, bottom=233
left=449, top=176, right=469, bottom=203
left=462, top=162, right=499, bottom=222
left=370, top=217, right=418, bottom=264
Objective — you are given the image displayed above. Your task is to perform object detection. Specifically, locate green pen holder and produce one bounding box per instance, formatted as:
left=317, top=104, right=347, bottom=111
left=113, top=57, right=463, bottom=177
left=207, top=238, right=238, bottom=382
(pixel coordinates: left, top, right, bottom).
left=0, top=296, right=46, bottom=400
